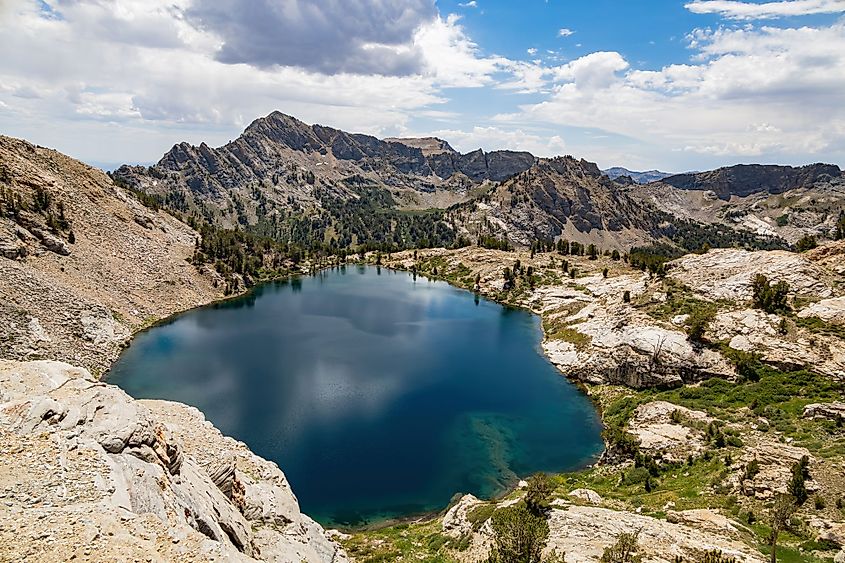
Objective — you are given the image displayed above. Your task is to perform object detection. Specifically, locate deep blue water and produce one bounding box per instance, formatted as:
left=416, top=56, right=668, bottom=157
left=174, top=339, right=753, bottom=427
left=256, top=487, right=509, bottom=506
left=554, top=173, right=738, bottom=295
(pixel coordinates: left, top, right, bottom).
left=108, top=266, right=603, bottom=526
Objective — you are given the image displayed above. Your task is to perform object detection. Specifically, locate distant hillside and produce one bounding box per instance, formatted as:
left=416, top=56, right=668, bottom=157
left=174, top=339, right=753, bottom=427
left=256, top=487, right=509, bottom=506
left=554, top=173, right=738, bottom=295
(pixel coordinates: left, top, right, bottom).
left=661, top=163, right=842, bottom=200
left=603, top=167, right=672, bottom=184
left=628, top=163, right=845, bottom=244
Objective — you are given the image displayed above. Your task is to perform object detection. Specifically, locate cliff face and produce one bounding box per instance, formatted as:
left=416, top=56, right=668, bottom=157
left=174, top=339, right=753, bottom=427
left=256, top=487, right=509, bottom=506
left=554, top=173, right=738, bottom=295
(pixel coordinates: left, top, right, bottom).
left=0, top=360, right=347, bottom=562
left=660, top=163, right=842, bottom=200
left=0, top=135, right=224, bottom=375
left=450, top=156, right=661, bottom=249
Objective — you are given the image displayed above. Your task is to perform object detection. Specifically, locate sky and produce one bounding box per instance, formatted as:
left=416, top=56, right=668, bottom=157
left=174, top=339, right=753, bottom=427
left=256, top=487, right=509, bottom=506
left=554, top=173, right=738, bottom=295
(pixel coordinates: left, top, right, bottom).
left=0, top=0, right=844, bottom=172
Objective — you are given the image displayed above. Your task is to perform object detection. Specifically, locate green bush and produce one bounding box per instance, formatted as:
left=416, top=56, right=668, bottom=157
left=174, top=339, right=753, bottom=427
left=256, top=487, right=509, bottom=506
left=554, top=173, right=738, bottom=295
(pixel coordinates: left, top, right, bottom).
left=486, top=502, right=549, bottom=563
left=795, top=235, right=818, bottom=252
left=600, top=531, right=642, bottom=563
left=751, top=274, right=789, bottom=313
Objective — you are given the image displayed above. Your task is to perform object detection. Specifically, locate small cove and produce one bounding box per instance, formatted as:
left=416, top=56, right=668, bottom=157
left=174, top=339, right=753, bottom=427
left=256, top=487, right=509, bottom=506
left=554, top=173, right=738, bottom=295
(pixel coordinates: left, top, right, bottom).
left=108, top=266, right=604, bottom=527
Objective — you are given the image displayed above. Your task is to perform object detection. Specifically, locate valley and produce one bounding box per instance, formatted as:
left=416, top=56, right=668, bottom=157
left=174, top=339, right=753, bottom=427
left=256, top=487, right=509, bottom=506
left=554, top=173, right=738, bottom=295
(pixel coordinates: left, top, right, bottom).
left=1, top=112, right=845, bottom=562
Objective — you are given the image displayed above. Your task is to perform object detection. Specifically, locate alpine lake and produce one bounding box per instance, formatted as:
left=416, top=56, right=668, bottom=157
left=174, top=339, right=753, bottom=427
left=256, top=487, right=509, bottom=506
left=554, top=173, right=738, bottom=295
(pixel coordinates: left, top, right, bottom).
left=108, top=265, right=603, bottom=527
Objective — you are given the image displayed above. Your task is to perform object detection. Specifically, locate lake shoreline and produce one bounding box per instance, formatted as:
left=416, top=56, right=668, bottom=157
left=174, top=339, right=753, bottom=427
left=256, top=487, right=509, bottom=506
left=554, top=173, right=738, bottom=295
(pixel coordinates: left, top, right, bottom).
left=105, top=256, right=607, bottom=532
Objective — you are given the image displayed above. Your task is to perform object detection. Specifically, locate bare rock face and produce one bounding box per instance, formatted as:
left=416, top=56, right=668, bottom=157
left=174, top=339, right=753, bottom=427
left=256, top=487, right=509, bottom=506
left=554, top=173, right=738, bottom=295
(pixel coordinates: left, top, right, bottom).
left=668, top=248, right=832, bottom=302
left=544, top=504, right=765, bottom=562
left=803, top=402, right=845, bottom=420
left=799, top=297, right=845, bottom=325
left=626, top=401, right=712, bottom=463
left=568, top=488, right=603, bottom=505
left=660, top=163, right=842, bottom=200
left=711, top=308, right=845, bottom=378
left=0, top=360, right=347, bottom=563
left=442, top=494, right=483, bottom=538
left=541, top=294, right=735, bottom=388
left=456, top=156, right=661, bottom=248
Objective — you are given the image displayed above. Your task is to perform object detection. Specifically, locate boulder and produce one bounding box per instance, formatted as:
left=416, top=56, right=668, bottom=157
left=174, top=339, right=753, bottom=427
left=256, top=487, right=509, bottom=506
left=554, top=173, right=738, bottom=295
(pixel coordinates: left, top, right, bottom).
left=803, top=402, right=845, bottom=420
left=0, top=360, right=347, bottom=562
left=568, top=488, right=603, bottom=505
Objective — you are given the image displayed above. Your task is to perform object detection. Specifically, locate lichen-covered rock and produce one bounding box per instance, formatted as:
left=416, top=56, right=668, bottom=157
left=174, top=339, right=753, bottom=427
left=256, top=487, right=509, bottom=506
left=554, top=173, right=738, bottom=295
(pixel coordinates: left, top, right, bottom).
left=803, top=402, right=845, bottom=420
left=568, top=488, right=603, bottom=505
left=442, top=494, right=483, bottom=538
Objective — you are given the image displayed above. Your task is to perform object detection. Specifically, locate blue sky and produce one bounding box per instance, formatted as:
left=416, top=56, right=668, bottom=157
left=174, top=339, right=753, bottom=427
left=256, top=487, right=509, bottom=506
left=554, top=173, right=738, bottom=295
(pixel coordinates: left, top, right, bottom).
left=0, top=0, right=844, bottom=171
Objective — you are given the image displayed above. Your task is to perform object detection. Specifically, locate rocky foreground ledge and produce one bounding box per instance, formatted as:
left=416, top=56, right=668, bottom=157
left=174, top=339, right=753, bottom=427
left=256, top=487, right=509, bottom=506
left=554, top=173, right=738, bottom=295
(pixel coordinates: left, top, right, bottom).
left=0, top=360, right=348, bottom=563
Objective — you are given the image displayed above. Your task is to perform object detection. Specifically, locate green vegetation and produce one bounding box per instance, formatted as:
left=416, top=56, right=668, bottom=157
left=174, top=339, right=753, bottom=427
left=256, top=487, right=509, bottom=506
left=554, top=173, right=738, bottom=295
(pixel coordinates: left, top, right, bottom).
left=795, top=235, right=818, bottom=252
left=524, top=473, right=554, bottom=516
left=486, top=502, right=549, bottom=563
left=794, top=315, right=845, bottom=340
left=655, top=210, right=788, bottom=253
left=480, top=236, right=513, bottom=251
left=751, top=274, right=789, bottom=313
left=600, top=531, right=641, bottom=563
left=685, top=307, right=716, bottom=344
left=787, top=456, right=810, bottom=506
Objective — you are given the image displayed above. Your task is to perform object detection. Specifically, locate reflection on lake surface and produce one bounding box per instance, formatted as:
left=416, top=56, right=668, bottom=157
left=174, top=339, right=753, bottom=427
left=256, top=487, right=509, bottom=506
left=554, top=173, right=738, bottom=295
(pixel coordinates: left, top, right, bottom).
left=109, top=266, right=603, bottom=526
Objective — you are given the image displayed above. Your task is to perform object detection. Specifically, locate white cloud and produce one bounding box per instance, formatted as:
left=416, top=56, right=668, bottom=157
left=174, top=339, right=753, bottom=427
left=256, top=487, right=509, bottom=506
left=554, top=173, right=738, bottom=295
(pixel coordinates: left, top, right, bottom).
left=685, top=0, right=845, bottom=20
left=0, top=1, right=519, bottom=163
left=428, top=126, right=566, bottom=157
left=558, top=28, right=575, bottom=37
left=459, top=1, right=478, bottom=7
left=0, top=0, right=843, bottom=171
left=502, top=22, right=845, bottom=165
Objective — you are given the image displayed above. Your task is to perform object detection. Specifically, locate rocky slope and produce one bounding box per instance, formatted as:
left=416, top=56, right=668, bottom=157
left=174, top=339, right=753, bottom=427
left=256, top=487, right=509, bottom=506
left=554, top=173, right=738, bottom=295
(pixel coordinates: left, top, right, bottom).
left=0, top=360, right=347, bottom=562
left=629, top=164, right=845, bottom=244
left=0, top=135, right=225, bottom=375
left=660, top=164, right=842, bottom=200
left=448, top=156, right=663, bottom=249
left=603, top=167, right=672, bottom=184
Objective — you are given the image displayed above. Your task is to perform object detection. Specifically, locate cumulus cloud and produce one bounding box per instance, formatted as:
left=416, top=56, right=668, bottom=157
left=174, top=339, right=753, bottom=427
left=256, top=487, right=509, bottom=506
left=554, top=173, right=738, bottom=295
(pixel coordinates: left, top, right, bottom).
left=0, top=0, right=843, bottom=170
left=558, top=28, right=575, bottom=37
left=0, top=0, right=538, bottom=165
left=429, top=126, right=566, bottom=157
left=502, top=21, right=845, bottom=164
left=685, top=0, right=845, bottom=20
left=187, top=0, right=436, bottom=76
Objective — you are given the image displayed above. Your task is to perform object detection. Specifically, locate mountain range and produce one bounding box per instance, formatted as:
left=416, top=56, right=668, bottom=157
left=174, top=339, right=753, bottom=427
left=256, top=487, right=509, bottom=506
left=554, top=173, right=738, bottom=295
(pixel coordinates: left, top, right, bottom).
left=602, top=167, right=673, bottom=184
left=113, top=111, right=845, bottom=251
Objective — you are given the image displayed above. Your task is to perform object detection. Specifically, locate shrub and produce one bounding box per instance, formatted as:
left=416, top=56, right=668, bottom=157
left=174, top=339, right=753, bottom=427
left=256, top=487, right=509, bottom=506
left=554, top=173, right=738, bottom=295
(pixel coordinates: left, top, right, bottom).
left=524, top=473, right=554, bottom=516
left=751, top=274, right=789, bottom=313
left=600, top=531, right=641, bottom=563
left=623, top=290, right=631, bottom=303
left=795, top=235, right=817, bottom=252
left=486, top=502, right=549, bottom=563
left=686, top=307, right=715, bottom=344
left=788, top=455, right=810, bottom=505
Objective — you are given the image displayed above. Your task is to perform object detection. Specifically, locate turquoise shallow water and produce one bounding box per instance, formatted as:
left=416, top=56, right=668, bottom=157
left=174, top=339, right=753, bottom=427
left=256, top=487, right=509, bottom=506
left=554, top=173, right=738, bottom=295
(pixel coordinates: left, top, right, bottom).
left=108, top=266, right=603, bottom=526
